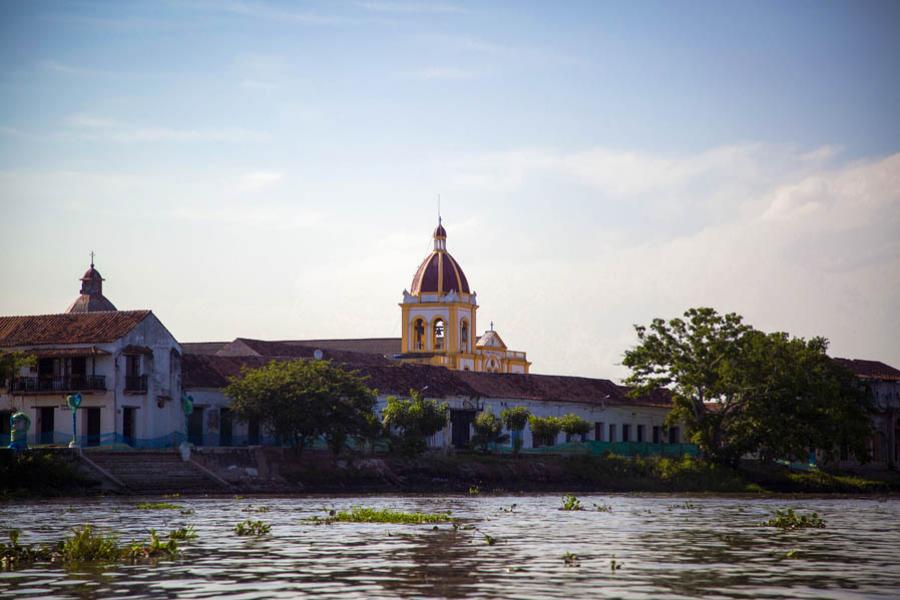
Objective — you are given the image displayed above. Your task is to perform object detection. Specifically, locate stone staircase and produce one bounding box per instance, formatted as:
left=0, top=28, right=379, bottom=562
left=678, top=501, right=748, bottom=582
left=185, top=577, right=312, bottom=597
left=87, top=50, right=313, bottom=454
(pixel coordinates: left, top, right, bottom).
left=81, top=450, right=229, bottom=493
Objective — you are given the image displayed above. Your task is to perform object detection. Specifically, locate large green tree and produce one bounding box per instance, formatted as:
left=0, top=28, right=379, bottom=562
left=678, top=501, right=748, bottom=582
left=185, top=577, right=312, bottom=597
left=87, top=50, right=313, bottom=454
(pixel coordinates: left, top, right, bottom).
left=224, top=359, right=378, bottom=454
left=623, top=307, right=872, bottom=466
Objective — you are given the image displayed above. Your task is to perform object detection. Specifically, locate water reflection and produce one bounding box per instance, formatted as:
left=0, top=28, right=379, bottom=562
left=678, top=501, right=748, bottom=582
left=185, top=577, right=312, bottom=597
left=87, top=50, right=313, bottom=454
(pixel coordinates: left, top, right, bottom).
left=1, top=495, right=899, bottom=599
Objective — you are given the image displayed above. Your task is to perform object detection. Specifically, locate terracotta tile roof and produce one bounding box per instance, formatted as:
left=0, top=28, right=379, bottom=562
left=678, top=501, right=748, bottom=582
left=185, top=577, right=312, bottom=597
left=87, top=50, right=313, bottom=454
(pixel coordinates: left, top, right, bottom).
left=182, top=352, right=670, bottom=408
left=0, top=310, right=151, bottom=347
left=221, top=338, right=394, bottom=367
left=181, top=341, right=230, bottom=355
left=833, top=357, right=900, bottom=381
left=274, top=338, right=402, bottom=356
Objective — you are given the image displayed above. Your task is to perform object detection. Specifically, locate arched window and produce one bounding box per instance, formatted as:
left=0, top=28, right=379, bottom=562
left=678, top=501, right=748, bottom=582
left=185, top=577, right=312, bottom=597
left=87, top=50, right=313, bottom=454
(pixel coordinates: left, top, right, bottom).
left=413, top=318, right=425, bottom=351
left=434, top=319, right=445, bottom=351
left=460, top=320, right=469, bottom=352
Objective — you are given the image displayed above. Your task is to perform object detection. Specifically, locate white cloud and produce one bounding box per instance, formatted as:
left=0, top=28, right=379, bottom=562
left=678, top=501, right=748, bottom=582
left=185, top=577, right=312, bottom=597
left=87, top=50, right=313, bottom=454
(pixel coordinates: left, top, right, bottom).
left=355, top=1, right=467, bottom=14
left=236, top=171, right=284, bottom=193
left=64, top=114, right=269, bottom=143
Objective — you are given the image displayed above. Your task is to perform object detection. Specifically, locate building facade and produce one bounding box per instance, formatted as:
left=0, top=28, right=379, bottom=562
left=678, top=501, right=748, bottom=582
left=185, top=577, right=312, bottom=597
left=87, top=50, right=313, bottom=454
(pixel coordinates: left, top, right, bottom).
left=0, top=263, right=183, bottom=447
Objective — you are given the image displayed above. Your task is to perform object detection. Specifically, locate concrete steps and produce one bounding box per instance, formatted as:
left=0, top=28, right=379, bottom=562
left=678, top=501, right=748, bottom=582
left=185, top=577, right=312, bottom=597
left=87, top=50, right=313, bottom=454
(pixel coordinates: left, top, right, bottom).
left=83, top=450, right=227, bottom=493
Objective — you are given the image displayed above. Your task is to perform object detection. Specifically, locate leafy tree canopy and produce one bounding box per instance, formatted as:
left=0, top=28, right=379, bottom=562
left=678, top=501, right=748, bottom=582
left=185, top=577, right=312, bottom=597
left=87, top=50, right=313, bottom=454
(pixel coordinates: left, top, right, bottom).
left=472, top=408, right=509, bottom=452
left=528, top=415, right=563, bottom=447
left=623, top=307, right=872, bottom=465
left=0, top=351, right=35, bottom=387
left=381, top=389, right=448, bottom=454
left=224, top=359, right=378, bottom=454
left=560, top=414, right=591, bottom=441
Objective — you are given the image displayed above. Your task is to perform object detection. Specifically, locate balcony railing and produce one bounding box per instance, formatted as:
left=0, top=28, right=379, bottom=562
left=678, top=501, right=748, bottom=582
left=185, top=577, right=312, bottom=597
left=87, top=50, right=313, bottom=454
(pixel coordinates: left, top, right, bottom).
left=9, top=375, right=107, bottom=394
left=125, top=374, right=148, bottom=393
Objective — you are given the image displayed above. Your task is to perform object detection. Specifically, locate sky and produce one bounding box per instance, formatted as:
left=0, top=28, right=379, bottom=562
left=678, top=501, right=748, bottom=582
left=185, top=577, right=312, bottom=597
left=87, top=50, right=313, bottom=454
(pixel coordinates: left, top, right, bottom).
left=1, top=0, right=898, bottom=379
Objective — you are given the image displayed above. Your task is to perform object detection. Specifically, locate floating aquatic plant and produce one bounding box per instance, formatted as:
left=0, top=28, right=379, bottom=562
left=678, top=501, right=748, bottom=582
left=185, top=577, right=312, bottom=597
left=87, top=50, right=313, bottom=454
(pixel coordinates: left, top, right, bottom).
left=593, top=502, right=613, bottom=513
left=562, top=551, right=579, bottom=566
left=306, top=507, right=454, bottom=525
left=499, top=504, right=518, bottom=513
left=233, top=520, right=271, bottom=537
left=468, top=485, right=480, bottom=496
left=242, top=505, right=271, bottom=513
left=561, top=495, right=582, bottom=511
left=762, top=509, right=826, bottom=530
left=166, top=526, right=197, bottom=541
left=135, top=502, right=182, bottom=511
left=610, top=556, right=623, bottom=571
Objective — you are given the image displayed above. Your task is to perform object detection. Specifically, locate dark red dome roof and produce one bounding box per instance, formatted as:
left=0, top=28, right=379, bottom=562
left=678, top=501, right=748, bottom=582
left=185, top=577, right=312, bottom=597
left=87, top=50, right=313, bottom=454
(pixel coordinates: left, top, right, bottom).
left=433, top=223, right=447, bottom=238
left=411, top=251, right=470, bottom=295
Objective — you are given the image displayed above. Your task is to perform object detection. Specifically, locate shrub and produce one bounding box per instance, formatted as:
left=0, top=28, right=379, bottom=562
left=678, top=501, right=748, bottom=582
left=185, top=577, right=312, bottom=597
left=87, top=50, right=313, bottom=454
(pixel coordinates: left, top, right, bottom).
left=500, top=407, right=531, bottom=455
left=561, top=494, right=582, bottom=511
left=528, top=415, right=563, bottom=447
left=381, top=389, right=448, bottom=455
left=471, top=408, right=509, bottom=452
left=560, top=414, right=591, bottom=442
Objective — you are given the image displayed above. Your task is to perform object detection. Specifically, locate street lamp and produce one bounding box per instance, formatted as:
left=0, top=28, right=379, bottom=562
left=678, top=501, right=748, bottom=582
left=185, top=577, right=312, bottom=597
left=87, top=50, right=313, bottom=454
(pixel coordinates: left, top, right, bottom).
left=66, top=393, right=82, bottom=448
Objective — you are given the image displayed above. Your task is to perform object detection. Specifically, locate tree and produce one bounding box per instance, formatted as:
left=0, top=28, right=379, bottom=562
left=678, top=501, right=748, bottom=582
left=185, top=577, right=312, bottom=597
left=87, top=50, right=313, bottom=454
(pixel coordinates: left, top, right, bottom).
left=501, top=406, right=531, bottom=455
left=471, top=408, right=509, bottom=452
left=381, top=389, right=448, bottom=454
left=528, top=415, right=562, bottom=448
left=0, top=351, right=35, bottom=389
left=224, top=359, right=377, bottom=454
left=623, top=307, right=872, bottom=466
left=560, top=414, right=591, bottom=442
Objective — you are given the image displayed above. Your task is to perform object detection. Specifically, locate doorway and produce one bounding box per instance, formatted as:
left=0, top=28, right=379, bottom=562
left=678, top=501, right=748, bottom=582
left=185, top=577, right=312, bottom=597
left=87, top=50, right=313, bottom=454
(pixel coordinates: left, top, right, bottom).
left=220, top=408, right=233, bottom=447
left=188, top=407, right=204, bottom=446
left=85, top=407, right=101, bottom=446
left=247, top=416, right=260, bottom=446
left=39, top=406, right=55, bottom=444
left=450, top=410, right=475, bottom=449
left=122, top=407, right=136, bottom=447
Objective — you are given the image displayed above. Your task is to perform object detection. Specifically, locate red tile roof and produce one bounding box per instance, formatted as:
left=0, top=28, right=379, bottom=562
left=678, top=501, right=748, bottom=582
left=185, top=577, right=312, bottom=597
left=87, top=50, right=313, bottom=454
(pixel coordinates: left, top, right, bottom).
left=260, top=338, right=401, bottom=356
left=182, top=352, right=670, bottom=408
left=222, top=338, right=394, bottom=366
left=833, top=358, right=900, bottom=381
left=0, top=310, right=151, bottom=347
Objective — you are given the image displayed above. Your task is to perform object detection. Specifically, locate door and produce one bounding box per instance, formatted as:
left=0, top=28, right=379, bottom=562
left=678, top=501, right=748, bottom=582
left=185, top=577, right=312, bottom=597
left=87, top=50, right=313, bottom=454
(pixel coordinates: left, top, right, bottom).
left=85, top=407, right=101, bottom=446
left=247, top=416, right=260, bottom=445
left=188, top=407, right=204, bottom=446
left=220, top=408, right=233, bottom=447
left=450, top=410, right=475, bottom=449
left=122, top=407, right=135, bottom=447
left=39, top=406, right=55, bottom=444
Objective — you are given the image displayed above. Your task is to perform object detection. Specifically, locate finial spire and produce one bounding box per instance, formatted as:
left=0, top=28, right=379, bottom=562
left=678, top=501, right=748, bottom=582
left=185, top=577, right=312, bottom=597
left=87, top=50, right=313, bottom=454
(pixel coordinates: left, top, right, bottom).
left=90, top=251, right=95, bottom=268
left=438, top=194, right=441, bottom=226
left=490, top=321, right=494, bottom=331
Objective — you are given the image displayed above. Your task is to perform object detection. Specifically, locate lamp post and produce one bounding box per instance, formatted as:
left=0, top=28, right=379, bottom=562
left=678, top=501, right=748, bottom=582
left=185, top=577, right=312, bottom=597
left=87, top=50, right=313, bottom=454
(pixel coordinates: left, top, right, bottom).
left=66, top=393, right=82, bottom=448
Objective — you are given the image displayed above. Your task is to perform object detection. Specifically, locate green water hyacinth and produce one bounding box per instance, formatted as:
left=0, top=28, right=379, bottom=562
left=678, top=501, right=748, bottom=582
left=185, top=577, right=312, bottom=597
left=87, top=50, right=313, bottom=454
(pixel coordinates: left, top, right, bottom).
left=233, top=520, right=272, bottom=536
left=762, top=509, right=826, bottom=530
left=135, top=502, right=182, bottom=511
left=561, top=495, right=583, bottom=511
left=307, top=507, right=454, bottom=525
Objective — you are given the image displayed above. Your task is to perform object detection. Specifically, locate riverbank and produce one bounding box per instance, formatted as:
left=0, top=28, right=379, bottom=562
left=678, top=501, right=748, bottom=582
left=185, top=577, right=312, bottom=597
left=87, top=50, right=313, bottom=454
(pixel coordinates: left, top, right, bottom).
left=3, top=447, right=898, bottom=498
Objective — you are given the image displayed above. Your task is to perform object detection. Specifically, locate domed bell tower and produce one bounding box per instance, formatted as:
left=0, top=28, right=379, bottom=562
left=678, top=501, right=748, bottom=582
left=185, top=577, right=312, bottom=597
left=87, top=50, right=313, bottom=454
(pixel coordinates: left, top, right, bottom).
left=399, top=219, right=478, bottom=371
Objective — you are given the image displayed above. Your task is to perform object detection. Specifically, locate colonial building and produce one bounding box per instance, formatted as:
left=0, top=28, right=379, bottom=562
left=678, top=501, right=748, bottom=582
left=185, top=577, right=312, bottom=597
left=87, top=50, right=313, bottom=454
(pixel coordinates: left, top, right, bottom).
left=833, top=358, right=900, bottom=468
left=0, top=262, right=183, bottom=447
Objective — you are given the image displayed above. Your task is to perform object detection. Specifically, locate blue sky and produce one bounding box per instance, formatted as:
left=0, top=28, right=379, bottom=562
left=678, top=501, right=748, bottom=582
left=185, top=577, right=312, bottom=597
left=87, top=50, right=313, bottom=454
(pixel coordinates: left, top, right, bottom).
left=1, top=1, right=899, bottom=377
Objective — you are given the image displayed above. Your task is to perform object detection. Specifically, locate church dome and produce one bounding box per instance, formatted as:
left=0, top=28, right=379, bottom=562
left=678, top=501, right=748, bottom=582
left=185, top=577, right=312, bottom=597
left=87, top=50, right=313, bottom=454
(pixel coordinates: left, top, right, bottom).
left=66, top=258, right=118, bottom=313
left=410, top=220, right=470, bottom=295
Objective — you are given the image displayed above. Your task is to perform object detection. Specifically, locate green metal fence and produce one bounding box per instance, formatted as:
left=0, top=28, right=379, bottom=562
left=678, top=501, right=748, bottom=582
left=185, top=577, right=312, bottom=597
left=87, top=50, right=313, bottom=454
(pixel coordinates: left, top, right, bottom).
left=500, top=440, right=700, bottom=457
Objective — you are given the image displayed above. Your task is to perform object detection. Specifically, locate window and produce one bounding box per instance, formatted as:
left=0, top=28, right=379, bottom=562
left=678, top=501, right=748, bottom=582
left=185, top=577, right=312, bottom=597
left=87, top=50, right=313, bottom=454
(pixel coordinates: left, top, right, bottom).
left=622, top=424, right=631, bottom=442
left=668, top=426, right=680, bottom=444
left=608, top=424, right=616, bottom=442
left=413, top=319, right=425, bottom=351
left=460, top=320, right=469, bottom=352
left=652, top=426, right=661, bottom=444
left=434, top=319, right=445, bottom=351
left=594, top=422, right=604, bottom=441
left=637, top=424, right=645, bottom=442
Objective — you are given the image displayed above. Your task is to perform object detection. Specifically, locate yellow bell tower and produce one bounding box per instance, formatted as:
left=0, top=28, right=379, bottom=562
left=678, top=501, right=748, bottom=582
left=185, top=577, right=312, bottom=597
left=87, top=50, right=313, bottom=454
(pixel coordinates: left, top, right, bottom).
left=399, top=218, right=479, bottom=371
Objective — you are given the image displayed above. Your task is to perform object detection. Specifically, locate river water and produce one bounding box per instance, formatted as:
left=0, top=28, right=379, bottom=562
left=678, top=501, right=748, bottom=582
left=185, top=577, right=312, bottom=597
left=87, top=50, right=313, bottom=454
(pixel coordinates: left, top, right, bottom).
left=1, top=495, right=898, bottom=599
